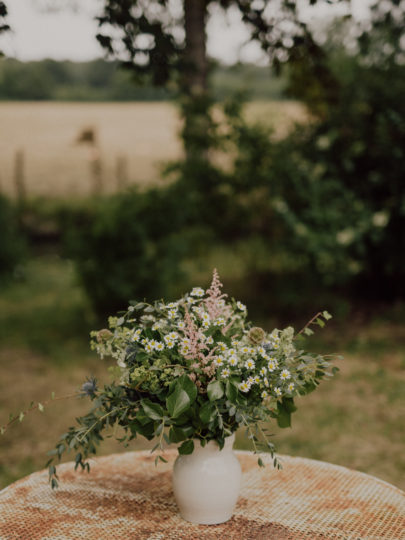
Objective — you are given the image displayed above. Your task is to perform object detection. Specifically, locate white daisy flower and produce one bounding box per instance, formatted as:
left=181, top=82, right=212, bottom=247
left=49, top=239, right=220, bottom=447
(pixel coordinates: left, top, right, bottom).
left=169, top=332, right=179, bottom=340
left=257, top=346, right=266, bottom=357
left=206, top=336, right=214, bottom=345
left=214, top=317, right=225, bottom=326
left=274, top=387, right=282, bottom=397
left=167, top=302, right=178, bottom=308
left=227, top=348, right=236, bottom=356
left=263, top=377, right=270, bottom=387
left=239, top=381, right=250, bottom=393
left=280, top=369, right=291, bottom=380
left=245, top=358, right=255, bottom=370
left=177, top=321, right=186, bottom=330
left=165, top=339, right=175, bottom=349
left=267, top=360, right=277, bottom=372
left=202, top=320, right=210, bottom=329
left=288, top=382, right=295, bottom=392
left=247, top=376, right=255, bottom=387
left=214, top=356, right=224, bottom=367
left=155, top=342, right=164, bottom=351
left=221, top=368, right=230, bottom=378
left=261, top=390, right=268, bottom=399
left=241, top=346, right=250, bottom=354
left=132, top=329, right=141, bottom=342
left=145, top=343, right=154, bottom=353
left=191, top=287, right=205, bottom=297
left=237, top=301, right=246, bottom=311
left=228, top=356, right=238, bottom=366
left=260, top=367, right=267, bottom=376
left=168, top=309, right=177, bottom=320
left=217, top=342, right=228, bottom=352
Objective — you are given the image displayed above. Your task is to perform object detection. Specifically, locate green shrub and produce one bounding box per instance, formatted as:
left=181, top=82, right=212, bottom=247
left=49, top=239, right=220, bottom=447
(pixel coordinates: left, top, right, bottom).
left=66, top=186, right=191, bottom=316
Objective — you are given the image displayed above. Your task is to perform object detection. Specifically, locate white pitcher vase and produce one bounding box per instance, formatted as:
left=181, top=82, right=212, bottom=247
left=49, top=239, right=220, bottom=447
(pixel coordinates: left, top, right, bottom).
left=172, top=433, right=242, bottom=524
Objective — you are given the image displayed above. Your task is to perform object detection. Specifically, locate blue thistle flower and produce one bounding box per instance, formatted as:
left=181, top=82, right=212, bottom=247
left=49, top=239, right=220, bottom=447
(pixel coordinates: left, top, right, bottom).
left=81, top=377, right=98, bottom=397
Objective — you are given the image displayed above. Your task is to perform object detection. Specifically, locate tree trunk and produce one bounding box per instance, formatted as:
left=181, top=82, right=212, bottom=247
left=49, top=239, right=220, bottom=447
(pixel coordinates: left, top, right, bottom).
left=183, top=0, right=208, bottom=95
left=182, top=0, right=210, bottom=159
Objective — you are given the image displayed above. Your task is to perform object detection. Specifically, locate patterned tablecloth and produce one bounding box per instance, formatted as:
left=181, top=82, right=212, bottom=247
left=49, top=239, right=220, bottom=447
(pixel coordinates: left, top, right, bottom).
left=0, top=450, right=404, bottom=539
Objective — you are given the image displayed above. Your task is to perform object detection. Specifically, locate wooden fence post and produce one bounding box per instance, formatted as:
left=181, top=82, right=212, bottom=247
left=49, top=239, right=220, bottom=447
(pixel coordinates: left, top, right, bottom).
left=14, top=148, right=26, bottom=206
left=116, top=155, right=129, bottom=191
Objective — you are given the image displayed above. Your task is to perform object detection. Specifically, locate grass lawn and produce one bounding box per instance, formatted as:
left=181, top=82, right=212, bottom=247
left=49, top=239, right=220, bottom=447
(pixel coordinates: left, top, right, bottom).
left=0, top=256, right=404, bottom=490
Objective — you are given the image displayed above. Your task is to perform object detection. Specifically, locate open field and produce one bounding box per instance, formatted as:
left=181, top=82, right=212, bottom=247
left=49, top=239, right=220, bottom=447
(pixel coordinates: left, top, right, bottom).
left=0, top=101, right=305, bottom=198
left=1, top=257, right=404, bottom=490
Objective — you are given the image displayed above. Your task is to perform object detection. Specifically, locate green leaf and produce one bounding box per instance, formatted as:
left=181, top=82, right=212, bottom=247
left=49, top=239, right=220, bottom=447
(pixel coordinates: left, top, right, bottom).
left=177, top=375, right=197, bottom=403
left=19, top=412, right=24, bottom=422
left=322, top=311, right=332, bottom=320
left=225, top=380, right=238, bottom=402
left=276, top=400, right=292, bottom=428
left=315, top=318, right=325, bottom=328
left=178, top=440, right=194, bottom=455
left=169, top=425, right=194, bottom=443
left=282, top=397, right=297, bottom=413
left=199, top=401, right=216, bottom=424
left=166, top=386, right=191, bottom=418
left=141, top=399, right=164, bottom=421
left=207, top=380, right=224, bottom=401
left=303, top=327, right=314, bottom=336
left=258, top=457, right=265, bottom=467
left=116, top=316, right=125, bottom=326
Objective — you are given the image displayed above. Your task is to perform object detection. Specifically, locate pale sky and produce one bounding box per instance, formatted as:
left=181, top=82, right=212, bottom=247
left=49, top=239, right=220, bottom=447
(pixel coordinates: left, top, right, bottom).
left=0, top=0, right=371, bottom=64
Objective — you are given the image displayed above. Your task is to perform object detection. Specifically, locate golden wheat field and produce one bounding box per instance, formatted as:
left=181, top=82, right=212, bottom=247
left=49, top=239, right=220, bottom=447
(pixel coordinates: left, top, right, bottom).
left=0, top=101, right=305, bottom=198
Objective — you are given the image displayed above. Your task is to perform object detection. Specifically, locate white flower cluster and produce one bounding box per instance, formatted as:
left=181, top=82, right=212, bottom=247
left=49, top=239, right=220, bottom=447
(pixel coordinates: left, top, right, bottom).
left=91, top=284, right=299, bottom=403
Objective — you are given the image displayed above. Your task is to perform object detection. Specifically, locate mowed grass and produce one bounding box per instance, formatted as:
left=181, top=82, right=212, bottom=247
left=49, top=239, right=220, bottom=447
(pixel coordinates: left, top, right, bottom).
left=0, top=257, right=404, bottom=490
left=0, top=101, right=305, bottom=198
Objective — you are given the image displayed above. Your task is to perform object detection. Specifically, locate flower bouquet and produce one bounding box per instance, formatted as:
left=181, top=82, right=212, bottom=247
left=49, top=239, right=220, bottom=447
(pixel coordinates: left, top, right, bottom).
left=2, top=269, right=338, bottom=524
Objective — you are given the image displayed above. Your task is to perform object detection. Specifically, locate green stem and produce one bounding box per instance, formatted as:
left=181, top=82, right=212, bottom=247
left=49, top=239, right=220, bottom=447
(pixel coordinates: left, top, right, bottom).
left=77, top=407, right=125, bottom=442
left=240, top=412, right=259, bottom=454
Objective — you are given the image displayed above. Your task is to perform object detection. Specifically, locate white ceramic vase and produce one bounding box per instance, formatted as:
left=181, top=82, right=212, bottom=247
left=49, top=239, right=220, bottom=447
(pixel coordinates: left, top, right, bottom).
left=172, top=433, right=242, bottom=524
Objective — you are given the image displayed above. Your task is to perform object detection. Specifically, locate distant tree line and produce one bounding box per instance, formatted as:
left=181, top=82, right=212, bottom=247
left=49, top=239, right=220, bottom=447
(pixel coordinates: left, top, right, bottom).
left=0, top=58, right=285, bottom=101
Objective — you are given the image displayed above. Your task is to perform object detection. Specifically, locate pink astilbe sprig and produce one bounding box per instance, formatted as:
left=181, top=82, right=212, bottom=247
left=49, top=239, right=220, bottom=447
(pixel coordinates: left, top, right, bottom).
left=205, top=268, right=228, bottom=321
left=182, top=307, right=207, bottom=362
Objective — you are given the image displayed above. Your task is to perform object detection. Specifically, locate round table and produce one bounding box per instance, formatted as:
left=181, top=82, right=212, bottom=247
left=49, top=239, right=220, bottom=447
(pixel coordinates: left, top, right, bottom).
left=0, top=450, right=404, bottom=539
